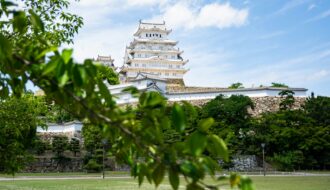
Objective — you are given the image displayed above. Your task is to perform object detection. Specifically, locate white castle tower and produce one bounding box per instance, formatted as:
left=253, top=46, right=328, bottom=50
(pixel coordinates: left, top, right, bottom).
left=120, top=21, right=188, bottom=84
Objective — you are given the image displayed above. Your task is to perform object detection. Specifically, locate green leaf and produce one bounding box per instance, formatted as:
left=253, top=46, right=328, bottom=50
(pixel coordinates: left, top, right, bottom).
left=42, top=59, right=58, bottom=75
left=208, top=135, right=229, bottom=162
left=230, top=173, right=240, bottom=188
left=198, top=118, right=214, bottom=132
left=152, top=164, right=165, bottom=187
left=187, top=183, right=204, bottom=190
left=138, top=172, right=144, bottom=187
left=28, top=9, right=44, bottom=32
left=62, top=49, right=73, bottom=64
left=171, top=103, right=186, bottom=132
left=188, top=132, right=207, bottom=156
left=0, top=33, right=12, bottom=60
left=239, top=176, right=254, bottom=190
left=36, top=46, right=57, bottom=60
left=0, top=86, right=9, bottom=98
left=98, top=80, right=112, bottom=101
left=169, top=167, right=179, bottom=190
left=139, top=92, right=164, bottom=107
left=56, top=59, right=66, bottom=80
left=2, top=1, right=16, bottom=7
left=12, top=11, right=27, bottom=34
left=59, top=71, right=69, bottom=87
left=122, top=86, right=139, bottom=97
left=72, top=65, right=83, bottom=87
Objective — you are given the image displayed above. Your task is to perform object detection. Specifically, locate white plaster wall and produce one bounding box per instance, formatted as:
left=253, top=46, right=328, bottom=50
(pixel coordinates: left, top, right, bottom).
left=166, top=89, right=306, bottom=101
left=37, top=122, right=83, bottom=133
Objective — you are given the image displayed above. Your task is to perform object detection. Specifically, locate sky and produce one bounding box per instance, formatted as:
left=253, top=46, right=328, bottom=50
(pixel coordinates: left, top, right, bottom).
left=65, top=0, right=330, bottom=96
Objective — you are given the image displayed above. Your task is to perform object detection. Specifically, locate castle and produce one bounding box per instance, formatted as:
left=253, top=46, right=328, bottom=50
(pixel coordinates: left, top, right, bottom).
left=101, top=21, right=307, bottom=105
left=37, top=21, right=307, bottom=137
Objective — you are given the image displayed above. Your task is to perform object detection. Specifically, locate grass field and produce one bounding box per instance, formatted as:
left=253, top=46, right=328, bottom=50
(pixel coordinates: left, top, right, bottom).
left=0, top=176, right=329, bottom=190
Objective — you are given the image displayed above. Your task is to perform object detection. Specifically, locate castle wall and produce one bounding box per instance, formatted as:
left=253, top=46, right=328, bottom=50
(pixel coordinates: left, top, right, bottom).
left=172, top=96, right=306, bottom=116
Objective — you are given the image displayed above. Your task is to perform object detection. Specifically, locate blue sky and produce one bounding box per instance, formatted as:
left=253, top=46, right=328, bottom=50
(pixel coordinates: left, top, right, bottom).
left=67, top=0, right=330, bottom=96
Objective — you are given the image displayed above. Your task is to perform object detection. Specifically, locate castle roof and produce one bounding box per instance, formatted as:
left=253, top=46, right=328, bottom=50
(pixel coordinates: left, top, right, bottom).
left=134, top=21, right=172, bottom=36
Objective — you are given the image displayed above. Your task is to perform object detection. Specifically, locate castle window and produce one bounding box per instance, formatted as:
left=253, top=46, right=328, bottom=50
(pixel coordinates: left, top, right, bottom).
left=171, top=55, right=175, bottom=59
left=160, top=34, right=162, bottom=38
left=169, top=65, right=172, bottom=68
left=135, top=63, right=139, bottom=67
left=142, top=64, right=146, bottom=67
left=146, top=34, right=148, bottom=37
left=137, top=54, right=141, bottom=58
left=172, top=73, right=176, bottom=76
left=176, top=65, right=180, bottom=68
left=165, top=73, right=169, bottom=76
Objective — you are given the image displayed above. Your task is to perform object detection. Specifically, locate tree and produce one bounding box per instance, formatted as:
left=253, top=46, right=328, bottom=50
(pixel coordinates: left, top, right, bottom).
left=82, top=124, right=103, bottom=154
left=45, top=100, right=76, bottom=123
left=96, top=65, right=120, bottom=85
left=0, top=93, right=45, bottom=174
left=52, top=135, right=70, bottom=171
left=228, top=82, right=244, bottom=89
left=250, top=108, right=330, bottom=170
left=0, top=1, right=253, bottom=189
left=271, top=82, right=288, bottom=88
left=304, top=96, right=330, bottom=126
left=70, top=138, right=80, bottom=157
left=278, top=90, right=295, bottom=110
left=201, top=95, right=254, bottom=154
left=52, top=136, right=69, bottom=157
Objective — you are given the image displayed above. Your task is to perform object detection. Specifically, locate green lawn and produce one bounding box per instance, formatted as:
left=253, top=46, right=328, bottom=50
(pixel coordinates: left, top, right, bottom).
left=0, top=171, right=129, bottom=178
left=0, top=176, right=329, bottom=190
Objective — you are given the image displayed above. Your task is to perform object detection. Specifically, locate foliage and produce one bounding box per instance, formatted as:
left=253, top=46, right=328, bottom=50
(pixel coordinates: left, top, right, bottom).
left=228, top=82, right=244, bottom=89
left=44, top=99, right=76, bottom=123
left=82, top=124, right=103, bottom=153
left=304, top=95, right=330, bottom=126
left=33, top=137, right=50, bottom=155
left=279, top=90, right=295, bottom=110
left=0, top=1, right=254, bottom=189
left=249, top=108, right=330, bottom=170
left=271, top=82, right=288, bottom=88
left=201, top=95, right=254, bottom=154
left=70, top=138, right=80, bottom=157
left=0, top=93, right=45, bottom=174
left=271, top=151, right=304, bottom=171
left=96, top=65, right=120, bottom=85
left=84, top=159, right=102, bottom=173
left=52, top=136, right=68, bottom=157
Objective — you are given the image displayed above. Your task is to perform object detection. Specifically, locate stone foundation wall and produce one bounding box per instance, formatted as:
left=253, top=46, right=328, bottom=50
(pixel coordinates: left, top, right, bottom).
left=248, top=96, right=306, bottom=116
left=24, top=157, right=84, bottom=173
left=38, top=131, right=83, bottom=142
left=231, top=155, right=258, bottom=171
left=176, top=96, right=306, bottom=116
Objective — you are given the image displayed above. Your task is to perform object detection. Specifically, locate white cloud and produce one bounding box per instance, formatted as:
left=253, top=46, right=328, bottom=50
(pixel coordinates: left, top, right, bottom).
left=308, top=4, right=316, bottom=11
left=151, top=2, right=249, bottom=30
left=275, top=0, right=311, bottom=15
left=126, top=0, right=168, bottom=7
left=258, top=30, right=286, bottom=40
left=307, top=70, right=329, bottom=81
left=195, top=3, right=248, bottom=28
left=306, top=9, right=330, bottom=22
left=70, top=25, right=136, bottom=65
